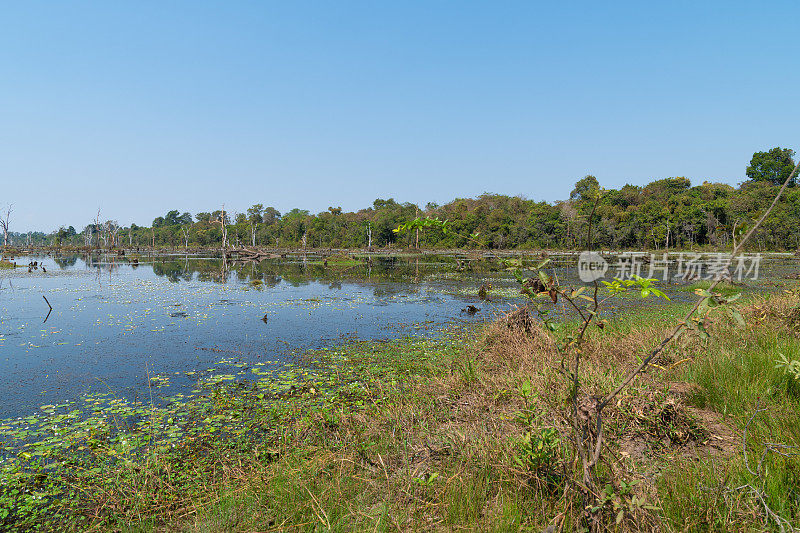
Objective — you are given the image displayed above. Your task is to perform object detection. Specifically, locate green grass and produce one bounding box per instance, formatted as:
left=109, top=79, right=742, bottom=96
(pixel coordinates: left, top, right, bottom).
left=678, top=280, right=743, bottom=298
left=655, top=297, right=800, bottom=531
left=4, top=289, right=800, bottom=531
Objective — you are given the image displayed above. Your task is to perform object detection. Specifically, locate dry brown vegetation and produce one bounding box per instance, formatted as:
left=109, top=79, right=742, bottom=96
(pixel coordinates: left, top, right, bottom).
left=166, top=292, right=800, bottom=532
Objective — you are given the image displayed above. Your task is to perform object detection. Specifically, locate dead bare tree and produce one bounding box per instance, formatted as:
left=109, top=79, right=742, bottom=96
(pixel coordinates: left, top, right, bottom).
left=93, top=209, right=102, bottom=248
left=181, top=224, right=190, bottom=249
left=0, top=204, right=12, bottom=247
left=250, top=221, right=258, bottom=247
left=103, top=220, right=120, bottom=248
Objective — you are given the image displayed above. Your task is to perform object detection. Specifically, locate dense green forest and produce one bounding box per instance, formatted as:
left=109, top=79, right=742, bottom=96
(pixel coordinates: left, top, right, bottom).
left=8, top=147, right=800, bottom=251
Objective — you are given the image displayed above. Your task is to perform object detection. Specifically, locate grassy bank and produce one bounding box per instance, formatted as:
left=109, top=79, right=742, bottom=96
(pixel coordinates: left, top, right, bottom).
left=3, top=290, right=800, bottom=531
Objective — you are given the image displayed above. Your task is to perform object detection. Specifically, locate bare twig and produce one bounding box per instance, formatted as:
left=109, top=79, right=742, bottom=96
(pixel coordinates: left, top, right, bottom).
left=743, top=402, right=769, bottom=477
left=735, top=404, right=798, bottom=533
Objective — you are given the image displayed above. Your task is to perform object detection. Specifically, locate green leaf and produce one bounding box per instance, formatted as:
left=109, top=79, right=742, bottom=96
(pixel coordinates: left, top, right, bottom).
left=697, top=298, right=710, bottom=317
left=538, top=270, right=550, bottom=286
left=730, top=308, right=745, bottom=327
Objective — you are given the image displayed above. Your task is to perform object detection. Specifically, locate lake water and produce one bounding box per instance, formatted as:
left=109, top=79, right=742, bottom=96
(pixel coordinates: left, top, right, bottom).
left=0, top=253, right=483, bottom=420
left=0, top=251, right=795, bottom=421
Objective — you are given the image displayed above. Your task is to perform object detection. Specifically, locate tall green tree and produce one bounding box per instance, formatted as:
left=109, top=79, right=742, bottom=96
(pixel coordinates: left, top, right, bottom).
left=746, top=147, right=797, bottom=186
left=570, top=175, right=600, bottom=201
left=247, top=204, right=264, bottom=224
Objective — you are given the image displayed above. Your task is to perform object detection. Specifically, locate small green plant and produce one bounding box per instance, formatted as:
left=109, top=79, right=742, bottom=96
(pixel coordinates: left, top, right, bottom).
left=776, top=353, right=800, bottom=381
left=394, top=216, right=482, bottom=248
left=412, top=472, right=439, bottom=486
left=321, top=406, right=340, bottom=429
left=513, top=427, right=560, bottom=474
left=514, top=380, right=537, bottom=426
left=682, top=288, right=745, bottom=340
left=459, top=359, right=479, bottom=384
left=591, top=479, right=658, bottom=526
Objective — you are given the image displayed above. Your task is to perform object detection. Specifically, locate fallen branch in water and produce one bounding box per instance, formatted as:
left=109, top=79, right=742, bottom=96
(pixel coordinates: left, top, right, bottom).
left=42, top=295, right=53, bottom=323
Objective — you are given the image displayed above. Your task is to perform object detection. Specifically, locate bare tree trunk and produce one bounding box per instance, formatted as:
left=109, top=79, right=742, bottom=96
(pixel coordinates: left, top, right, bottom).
left=93, top=209, right=102, bottom=249
left=222, top=205, right=227, bottom=249
left=0, top=204, right=13, bottom=247
left=665, top=223, right=670, bottom=250
left=220, top=204, right=227, bottom=249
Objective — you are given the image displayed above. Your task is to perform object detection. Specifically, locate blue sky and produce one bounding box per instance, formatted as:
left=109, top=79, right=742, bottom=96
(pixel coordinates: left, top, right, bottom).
left=2, top=1, right=798, bottom=231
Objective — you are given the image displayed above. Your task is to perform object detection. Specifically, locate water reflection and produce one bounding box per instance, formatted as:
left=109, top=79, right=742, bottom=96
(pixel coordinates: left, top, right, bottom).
left=0, top=252, right=488, bottom=420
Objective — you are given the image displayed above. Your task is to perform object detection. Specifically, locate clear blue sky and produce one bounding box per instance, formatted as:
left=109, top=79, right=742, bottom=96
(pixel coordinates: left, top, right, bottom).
left=2, top=1, right=798, bottom=232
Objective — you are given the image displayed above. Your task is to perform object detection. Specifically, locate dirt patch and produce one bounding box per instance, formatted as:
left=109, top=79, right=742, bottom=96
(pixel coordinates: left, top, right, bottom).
left=683, top=405, right=738, bottom=455
left=617, top=393, right=737, bottom=462
left=666, top=381, right=700, bottom=396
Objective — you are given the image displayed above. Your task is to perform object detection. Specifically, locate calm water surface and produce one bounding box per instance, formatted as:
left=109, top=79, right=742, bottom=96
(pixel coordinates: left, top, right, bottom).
left=0, top=254, right=481, bottom=419
left=0, top=252, right=795, bottom=420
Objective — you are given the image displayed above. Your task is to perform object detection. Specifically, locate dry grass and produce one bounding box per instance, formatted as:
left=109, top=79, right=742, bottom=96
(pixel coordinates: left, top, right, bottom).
left=179, top=299, right=777, bottom=532
left=50, top=291, right=795, bottom=532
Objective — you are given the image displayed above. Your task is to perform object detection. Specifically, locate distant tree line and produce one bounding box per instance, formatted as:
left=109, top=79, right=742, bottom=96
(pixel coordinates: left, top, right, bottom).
left=9, top=147, right=800, bottom=251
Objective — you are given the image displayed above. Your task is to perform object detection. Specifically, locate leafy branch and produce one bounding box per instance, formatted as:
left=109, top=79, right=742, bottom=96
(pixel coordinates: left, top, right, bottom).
left=393, top=217, right=482, bottom=246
